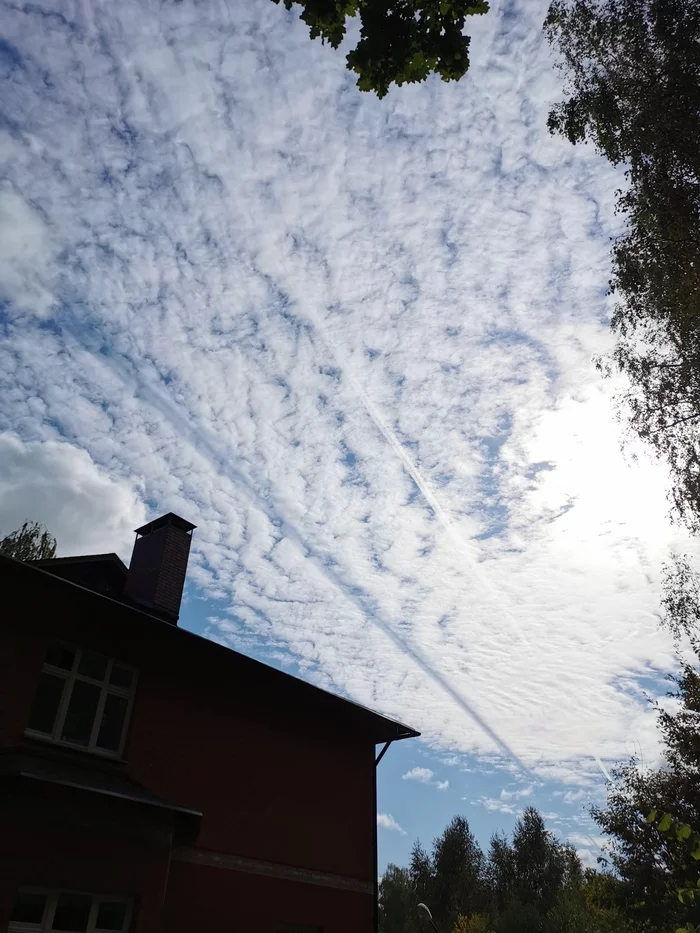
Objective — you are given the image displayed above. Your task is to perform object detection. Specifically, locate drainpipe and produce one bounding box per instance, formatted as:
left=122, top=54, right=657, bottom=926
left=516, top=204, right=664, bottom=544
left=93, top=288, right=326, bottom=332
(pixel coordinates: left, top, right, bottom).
left=374, top=740, right=394, bottom=933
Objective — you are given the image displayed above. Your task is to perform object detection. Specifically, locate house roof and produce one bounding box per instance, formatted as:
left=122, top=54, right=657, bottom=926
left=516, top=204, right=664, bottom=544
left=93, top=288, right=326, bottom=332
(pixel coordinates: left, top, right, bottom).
left=29, top=553, right=129, bottom=601
left=2, top=554, right=419, bottom=745
left=31, top=553, right=128, bottom=573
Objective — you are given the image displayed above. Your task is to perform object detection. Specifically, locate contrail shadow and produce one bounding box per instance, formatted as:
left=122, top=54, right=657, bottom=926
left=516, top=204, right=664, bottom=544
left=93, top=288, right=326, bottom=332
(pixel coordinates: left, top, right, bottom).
left=302, top=313, right=530, bottom=649
left=106, top=353, right=530, bottom=775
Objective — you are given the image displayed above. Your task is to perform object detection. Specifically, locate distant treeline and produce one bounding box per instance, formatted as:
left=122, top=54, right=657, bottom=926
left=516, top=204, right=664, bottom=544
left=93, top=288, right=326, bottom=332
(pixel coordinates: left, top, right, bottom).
left=379, top=807, right=625, bottom=933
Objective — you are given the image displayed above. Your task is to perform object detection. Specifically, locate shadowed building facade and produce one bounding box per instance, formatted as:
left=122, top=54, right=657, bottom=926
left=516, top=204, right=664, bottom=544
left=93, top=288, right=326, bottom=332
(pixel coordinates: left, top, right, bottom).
left=0, top=514, right=418, bottom=933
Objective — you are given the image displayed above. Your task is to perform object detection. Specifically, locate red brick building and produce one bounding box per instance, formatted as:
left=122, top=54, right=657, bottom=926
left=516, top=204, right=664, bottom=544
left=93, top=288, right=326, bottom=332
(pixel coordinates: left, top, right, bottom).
left=0, top=514, right=418, bottom=933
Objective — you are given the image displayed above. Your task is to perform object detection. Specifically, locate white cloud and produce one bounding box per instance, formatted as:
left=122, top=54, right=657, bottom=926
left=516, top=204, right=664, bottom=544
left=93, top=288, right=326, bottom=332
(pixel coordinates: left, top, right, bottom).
left=565, top=833, right=605, bottom=869
left=0, top=0, right=696, bottom=801
left=0, top=434, right=145, bottom=559
left=566, top=832, right=602, bottom=849
left=473, top=796, right=516, bottom=815
left=0, top=187, right=55, bottom=316
left=575, top=848, right=599, bottom=870
left=561, top=789, right=589, bottom=805
left=500, top=785, right=534, bottom=801
left=378, top=812, right=406, bottom=834
left=403, top=767, right=449, bottom=791
left=403, top=767, right=435, bottom=784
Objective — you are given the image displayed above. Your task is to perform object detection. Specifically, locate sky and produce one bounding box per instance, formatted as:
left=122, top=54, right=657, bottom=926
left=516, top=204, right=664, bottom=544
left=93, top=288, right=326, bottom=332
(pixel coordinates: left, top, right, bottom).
left=1, top=0, right=698, bottom=875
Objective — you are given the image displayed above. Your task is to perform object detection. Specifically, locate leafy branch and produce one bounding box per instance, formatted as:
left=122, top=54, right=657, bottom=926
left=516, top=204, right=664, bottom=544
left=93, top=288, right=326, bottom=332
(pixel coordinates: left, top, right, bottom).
left=647, top=809, right=700, bottom=932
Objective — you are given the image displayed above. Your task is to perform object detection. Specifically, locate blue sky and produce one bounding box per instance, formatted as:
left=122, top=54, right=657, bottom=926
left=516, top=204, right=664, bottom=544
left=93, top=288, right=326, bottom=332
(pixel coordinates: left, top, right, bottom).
left=1, top=0, right=698, bottom=874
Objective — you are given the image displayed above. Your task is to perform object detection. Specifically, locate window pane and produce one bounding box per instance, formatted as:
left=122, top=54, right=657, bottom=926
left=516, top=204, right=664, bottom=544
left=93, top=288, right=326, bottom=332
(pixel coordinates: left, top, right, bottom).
left=61, top=680, right=101, bottom=746
left=11, top=891, right=47, bottom=924
left=78, top=650, right=108, bottom=681
left=95, top=902, right=127, bottom=931
left=109, top=664, right=133, bottom=690
left=46, top=642, right=76, bottom=671
left=52, top=893, right=92, bottom=932
left=28, top=672, right=66, bottom=734
left=96, top=693, right=128, bottom=752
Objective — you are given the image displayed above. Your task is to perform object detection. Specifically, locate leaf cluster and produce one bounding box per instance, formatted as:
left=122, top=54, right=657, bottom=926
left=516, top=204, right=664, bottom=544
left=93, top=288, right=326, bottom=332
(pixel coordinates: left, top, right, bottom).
left=647, top=810, right=700, bottom=932
left=0, top=520, right=57, bottom=562
left=545, top=0, right=700, bottom=532
left=273, top=0, right=488, bottom=97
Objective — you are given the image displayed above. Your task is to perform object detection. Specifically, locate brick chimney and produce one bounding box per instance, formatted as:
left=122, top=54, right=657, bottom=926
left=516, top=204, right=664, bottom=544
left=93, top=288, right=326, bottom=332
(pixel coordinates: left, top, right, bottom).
left=124, top=513, right=196, bottom=624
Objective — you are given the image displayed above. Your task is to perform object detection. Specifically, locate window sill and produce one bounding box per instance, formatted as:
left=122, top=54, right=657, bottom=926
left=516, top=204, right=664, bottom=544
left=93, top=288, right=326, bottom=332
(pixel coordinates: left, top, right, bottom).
left=22, top=732, right=127, bottom=767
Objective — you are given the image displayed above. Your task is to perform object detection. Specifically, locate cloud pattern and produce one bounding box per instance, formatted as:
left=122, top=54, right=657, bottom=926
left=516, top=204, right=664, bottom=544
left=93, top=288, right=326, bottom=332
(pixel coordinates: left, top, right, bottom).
left=0, top=0, right=697, bottom=838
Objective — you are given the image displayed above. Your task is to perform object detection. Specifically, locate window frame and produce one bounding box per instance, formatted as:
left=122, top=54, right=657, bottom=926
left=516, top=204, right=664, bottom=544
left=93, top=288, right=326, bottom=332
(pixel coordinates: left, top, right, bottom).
left=8, top=888, right=132, bottom=933
left=25, top=642, right=137, bottom=760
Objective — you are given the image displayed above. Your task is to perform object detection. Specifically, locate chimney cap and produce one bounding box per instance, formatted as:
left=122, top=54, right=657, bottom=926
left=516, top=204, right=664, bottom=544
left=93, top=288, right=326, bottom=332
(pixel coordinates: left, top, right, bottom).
left=134, top=512, right=196, bottom=537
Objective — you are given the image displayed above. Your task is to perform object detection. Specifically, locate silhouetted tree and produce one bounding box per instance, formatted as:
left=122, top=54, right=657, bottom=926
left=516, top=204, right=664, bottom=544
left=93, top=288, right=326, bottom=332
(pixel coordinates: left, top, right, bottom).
left=545, top=0, right=700, bottom=532
left=379, top=809, right=609, bottom=933
left=431, top=816, right=486, bottom=929
left=592, top=556, right=700, bottom=931
left=0, top=521, right=56, bottom=561
left=411, top=839, right=436, bottom=909
left=379, top=864, right=417, bottom=933
left=272, top=0, right=489, bottom=98
left=487, top=833, right=515, bottom=914
left=511, top=808, right=581, bottom=914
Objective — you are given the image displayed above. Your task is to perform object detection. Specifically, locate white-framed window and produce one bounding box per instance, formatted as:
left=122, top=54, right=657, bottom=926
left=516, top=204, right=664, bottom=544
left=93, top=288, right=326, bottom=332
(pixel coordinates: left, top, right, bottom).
left=9, top=889, right=131, bottom=933
left=25, top=641, right=137, bottom=758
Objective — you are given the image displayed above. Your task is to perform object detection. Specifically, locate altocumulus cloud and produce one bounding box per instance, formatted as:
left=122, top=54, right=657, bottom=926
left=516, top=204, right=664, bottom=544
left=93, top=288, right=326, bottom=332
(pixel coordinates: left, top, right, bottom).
left=0, top=189, right=56, bottom=317
left=1, top=0, right=699, bottom=793
left=472, top=796, right=517, bottom=815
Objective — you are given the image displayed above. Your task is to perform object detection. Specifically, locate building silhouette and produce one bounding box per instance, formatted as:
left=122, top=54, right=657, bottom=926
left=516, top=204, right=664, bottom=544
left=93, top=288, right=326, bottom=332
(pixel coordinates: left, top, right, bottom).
left=1, top=513, right=417, bottom=933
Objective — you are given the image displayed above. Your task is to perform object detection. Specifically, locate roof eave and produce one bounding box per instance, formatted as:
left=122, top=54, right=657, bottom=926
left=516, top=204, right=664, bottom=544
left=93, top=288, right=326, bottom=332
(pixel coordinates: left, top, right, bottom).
left=2, top=555, right=420, bottom=744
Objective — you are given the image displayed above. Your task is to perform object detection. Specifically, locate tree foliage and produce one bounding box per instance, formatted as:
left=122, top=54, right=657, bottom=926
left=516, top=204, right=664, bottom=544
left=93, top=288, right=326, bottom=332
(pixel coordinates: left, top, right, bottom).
left=272, top=0, right=489, bottom=98
left=378, top=808, right=624, bottom=933
left=647, top=810, right=700, bottom=932
left=0, top=521, right=57, bottom=562
left=453, top=914, right=492, bottom=933
left=545, top=0, right=700, bottom=532
left=661, top=554, right=700, bottom=652
left=379, top=864, right=419, bottom=933
left=432, top=816, right=486, bottom=927
left=510, top=808, right=581, bottom=913
left=592, top=557, right=700, bottom=932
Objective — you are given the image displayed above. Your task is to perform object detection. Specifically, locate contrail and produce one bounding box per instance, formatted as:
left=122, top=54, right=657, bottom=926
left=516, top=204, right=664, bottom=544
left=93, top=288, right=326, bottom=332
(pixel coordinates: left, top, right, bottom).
left=594, top=755, right=613, bottom=783
left=307, top=315, right=530, bottom=646
left=96, top=348, right=530, bottom=773
left=54, top=262, right=615, bottom=786
left=326, top=333, right=625, bottom=792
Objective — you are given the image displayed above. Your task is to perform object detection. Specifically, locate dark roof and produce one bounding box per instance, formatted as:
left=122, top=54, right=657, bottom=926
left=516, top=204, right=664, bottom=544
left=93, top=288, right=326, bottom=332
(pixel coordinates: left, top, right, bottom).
left=29, top=553, right=128, bottom=601
left=31, top=553, right=128, bottom=573
left=2, top=555, right=419, bottom=744
left=0, top=749, right=202, bottom=822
